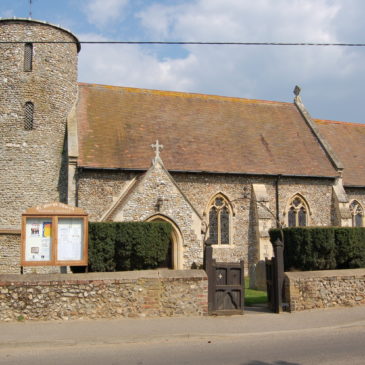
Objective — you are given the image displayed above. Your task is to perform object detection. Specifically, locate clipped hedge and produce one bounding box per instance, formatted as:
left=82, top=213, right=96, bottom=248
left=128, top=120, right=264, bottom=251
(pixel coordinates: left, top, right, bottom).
left=86, top=222, right=172, bottom=272
left=269, top=227, right=365, bottom=271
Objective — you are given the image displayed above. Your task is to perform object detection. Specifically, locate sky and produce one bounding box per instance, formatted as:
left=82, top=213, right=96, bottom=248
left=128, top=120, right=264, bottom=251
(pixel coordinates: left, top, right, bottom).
left=1, top=0, right=365, bottom=124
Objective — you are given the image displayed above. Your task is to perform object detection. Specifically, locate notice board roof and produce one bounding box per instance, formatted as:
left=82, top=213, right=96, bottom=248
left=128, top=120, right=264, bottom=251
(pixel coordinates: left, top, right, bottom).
left=23, top=203, right=87, bottom=216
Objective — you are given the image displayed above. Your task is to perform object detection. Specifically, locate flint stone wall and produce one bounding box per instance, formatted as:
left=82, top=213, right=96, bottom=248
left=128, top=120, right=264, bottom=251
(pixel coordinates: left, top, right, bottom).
left=0, top=232, right=21, bottom=274
left=0, top=20, right=78, bottom=228
left=285, top=269, right=365, bottom=312
left=77, top=170, right=334, bottom=273
left=0, top=270, right=208, bottom=321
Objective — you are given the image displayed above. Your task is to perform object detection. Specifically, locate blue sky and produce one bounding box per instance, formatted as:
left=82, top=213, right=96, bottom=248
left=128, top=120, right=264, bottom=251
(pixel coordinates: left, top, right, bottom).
left=2, top=0, right=365, bottom=124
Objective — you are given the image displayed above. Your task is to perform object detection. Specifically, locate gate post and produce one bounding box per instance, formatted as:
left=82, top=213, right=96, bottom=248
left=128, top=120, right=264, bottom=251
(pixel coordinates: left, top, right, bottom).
left=204, top=242, right=215, bottom=313
left=273, top=238, right=284, bottom=313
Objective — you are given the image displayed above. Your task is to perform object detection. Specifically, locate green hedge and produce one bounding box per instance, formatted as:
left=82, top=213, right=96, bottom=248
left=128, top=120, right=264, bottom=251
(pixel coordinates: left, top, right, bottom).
left=84, top=222, right=172, bottom=272
left=269, top=227, right=365, bottom=271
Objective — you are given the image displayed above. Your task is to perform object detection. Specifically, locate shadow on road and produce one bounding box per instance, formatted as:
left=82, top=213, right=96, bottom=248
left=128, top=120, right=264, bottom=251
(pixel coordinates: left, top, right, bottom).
left=244, top=305, right=271, bottom=314
left=242, top=361, right=301, bottom=365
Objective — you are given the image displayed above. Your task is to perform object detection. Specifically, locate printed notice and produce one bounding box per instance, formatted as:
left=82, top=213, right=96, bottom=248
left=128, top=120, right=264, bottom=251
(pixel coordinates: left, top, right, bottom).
left=25, top=218, right=52, bottom=261
left=57, top=218, right=83, bottom=261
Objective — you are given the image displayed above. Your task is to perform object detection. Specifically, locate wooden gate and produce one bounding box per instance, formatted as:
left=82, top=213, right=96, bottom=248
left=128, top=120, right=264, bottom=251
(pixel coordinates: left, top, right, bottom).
left=204, top=243, right=244, bottom=315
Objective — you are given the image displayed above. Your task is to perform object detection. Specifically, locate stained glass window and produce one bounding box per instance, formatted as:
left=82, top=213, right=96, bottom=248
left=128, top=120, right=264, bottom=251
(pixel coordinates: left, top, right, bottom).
left=209, top=207, right=218, bottom=243
left=220, top=206, right=229, bottom=244
left=355, top=214, right=363, bottom=227
left=298, top=207, right=307, bottom=226
left=288, top=207, right=296, bottom=227
left=287, top=195, right=309, bottom=227
left=208, top=195, right=231, bottom=245
left=350, top=200, right=363, bottom=227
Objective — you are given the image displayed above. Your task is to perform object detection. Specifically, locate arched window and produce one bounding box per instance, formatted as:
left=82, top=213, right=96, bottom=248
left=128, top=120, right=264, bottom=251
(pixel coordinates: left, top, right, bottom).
left=24, top=102, right=34, bottom=130
left=208, top=195, right=231, bottom=244
left=350, top=200, right=363, bottom=227
left=24, top=43, right=33, bottom=72
left=287, top=195, right=309, bottom=227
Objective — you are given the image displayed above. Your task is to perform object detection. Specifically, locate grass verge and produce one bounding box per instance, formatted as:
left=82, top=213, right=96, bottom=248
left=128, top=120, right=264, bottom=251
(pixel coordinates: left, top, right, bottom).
left=244, top=277, right=268, bottom=306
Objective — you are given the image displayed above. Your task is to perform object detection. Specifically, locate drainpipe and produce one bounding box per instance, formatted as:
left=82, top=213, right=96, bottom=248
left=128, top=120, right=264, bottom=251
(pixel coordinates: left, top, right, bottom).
left=275, top=175, right=281, bottom=228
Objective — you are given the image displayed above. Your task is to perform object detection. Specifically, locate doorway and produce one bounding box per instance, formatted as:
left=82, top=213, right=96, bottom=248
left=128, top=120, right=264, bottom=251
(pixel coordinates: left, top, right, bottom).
left=146, top=214, right=183, bottom=269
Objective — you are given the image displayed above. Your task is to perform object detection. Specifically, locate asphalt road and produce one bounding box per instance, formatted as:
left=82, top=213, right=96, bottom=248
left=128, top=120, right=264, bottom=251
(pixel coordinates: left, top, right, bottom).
left=0, top=318, right=364, bottom=365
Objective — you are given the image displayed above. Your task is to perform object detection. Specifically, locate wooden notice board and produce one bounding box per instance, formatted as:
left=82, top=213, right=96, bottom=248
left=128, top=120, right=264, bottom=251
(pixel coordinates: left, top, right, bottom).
left=21, top=203, right=88, bottom=266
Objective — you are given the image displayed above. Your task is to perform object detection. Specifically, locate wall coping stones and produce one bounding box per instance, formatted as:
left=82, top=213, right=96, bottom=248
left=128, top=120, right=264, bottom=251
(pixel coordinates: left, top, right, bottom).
left=286, top=268, right=365, bottom=280
left=0, top=269, right=207, bottom=284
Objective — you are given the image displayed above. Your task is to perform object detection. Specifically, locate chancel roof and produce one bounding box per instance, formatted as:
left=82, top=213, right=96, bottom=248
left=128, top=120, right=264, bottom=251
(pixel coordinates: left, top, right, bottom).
left=314, top=119, right=365, bottom=186
left=76, top=83, right=338, bottom=178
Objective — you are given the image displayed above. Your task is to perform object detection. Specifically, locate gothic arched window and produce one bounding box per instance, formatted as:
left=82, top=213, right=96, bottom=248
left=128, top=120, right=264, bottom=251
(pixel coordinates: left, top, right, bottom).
left=24, top=43, right=33, bottom=72
left=350, top=200, right=363, bottom=227
left=208, top=195, right=231, bottom=244
left=287, top=195, right=309, bottom=227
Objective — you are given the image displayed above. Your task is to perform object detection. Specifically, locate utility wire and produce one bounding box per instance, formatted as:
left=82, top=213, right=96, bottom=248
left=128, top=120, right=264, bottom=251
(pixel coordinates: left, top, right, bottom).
left=1, top=41, right=365, bottom=46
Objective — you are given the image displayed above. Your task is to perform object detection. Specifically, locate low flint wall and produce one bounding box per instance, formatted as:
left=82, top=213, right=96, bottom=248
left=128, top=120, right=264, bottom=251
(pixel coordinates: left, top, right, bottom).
left=0, top=270, right=208, bottom=321
left=285, top=268, right=365, bottom=312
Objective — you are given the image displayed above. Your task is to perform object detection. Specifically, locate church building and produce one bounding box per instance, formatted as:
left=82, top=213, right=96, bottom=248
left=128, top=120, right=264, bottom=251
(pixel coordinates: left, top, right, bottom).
left=1, top=18, right=364, bottom=274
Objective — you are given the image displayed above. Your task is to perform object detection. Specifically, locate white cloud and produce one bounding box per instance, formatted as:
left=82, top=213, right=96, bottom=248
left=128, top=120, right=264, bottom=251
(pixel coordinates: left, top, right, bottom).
left=78, top=33, right=196, bottom=91
left=138, top=0, right=340, bottom=42
left=83, top=0, right=129, bottom=27
left=78, top=0, right=365, bottom=122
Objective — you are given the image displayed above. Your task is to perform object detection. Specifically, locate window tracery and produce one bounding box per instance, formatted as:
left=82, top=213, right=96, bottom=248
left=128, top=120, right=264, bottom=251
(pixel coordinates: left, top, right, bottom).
left=287, top=195, right=309, bottom=227
left=208, top=195, right=231, bottom=244
left=350, top=200, right=363, bottom=227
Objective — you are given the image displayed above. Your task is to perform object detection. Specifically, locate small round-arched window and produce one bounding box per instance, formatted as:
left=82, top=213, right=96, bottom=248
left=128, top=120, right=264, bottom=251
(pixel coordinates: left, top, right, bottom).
left=350, top=200, right=363, bottom=227
left=208, top=195, right=231, bottom=245
left=287, top=195, right=309, bottom=227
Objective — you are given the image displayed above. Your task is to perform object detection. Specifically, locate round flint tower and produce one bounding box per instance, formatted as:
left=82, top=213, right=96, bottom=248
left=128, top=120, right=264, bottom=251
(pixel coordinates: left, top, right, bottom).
left=0, top=18, right=80, bottom=228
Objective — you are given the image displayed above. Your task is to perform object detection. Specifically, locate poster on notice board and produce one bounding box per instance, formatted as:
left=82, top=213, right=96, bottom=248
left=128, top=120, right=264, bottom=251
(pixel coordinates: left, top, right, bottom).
left=25, top=218, right=52, bottom=261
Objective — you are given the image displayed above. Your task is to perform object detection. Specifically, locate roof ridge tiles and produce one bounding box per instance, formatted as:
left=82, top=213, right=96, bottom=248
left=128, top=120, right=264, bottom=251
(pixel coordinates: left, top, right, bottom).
left=314, top=118, right=365, bottom=127
left=77, top=82, right=292, bottom=105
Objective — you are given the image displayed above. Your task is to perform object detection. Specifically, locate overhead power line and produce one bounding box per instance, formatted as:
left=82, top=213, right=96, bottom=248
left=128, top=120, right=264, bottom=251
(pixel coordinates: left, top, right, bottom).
left=1, top=41, right=365, bottom=47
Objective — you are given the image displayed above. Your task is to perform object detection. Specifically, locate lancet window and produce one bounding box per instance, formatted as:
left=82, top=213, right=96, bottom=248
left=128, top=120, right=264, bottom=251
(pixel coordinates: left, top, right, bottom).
left=24, top=43, right=33, bottom=72
left=350, top=200, right=363, bottom=227
left=208, top=195, right=231, bottom=245
left=287, top=195, right=309, bottom=227
left=24, top=102, right=34, bottom=130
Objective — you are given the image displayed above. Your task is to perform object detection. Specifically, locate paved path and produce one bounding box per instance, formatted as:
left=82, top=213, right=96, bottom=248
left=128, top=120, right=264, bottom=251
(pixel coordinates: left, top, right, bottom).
left=1, top=305, right=365, bottom=349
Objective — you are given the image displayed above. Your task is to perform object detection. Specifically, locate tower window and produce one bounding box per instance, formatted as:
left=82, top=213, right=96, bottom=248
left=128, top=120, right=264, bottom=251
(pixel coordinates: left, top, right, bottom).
left=24, top=43, right=33, bottom=72
left=24, top=102, right=34, bottom=130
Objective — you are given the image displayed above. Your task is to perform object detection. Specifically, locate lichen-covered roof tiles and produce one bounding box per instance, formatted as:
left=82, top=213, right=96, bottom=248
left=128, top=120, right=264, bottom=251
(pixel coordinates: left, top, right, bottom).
left=314, top=119, right=365, bottom=186
left=76, top=83, right=338, bottom=178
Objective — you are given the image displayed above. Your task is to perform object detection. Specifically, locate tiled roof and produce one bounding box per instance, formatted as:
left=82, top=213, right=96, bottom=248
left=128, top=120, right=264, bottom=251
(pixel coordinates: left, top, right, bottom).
left=314, top=119, right=365, bottom=186
left=76, top=83, right=337, bottom=178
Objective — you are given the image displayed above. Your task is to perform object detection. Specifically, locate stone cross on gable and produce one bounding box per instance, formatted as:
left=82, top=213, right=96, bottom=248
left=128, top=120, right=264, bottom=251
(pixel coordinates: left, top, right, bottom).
left=151, top=140, right=164, bottom=165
